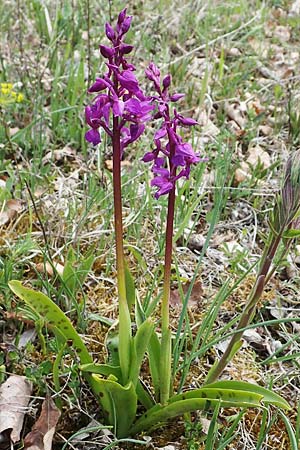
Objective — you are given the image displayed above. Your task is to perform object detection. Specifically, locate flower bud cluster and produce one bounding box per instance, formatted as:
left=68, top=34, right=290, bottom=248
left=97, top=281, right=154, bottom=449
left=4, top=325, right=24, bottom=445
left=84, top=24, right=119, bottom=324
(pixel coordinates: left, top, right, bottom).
left=85, top=8, right=154, bottom=152
left=143, top=63, right=203, bottom=198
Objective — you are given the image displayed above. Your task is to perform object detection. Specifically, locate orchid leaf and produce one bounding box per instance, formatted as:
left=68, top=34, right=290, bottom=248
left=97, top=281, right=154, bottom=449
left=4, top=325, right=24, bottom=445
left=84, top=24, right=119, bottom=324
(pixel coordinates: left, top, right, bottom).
left=129, top=319, right=154, bottom=387
left=134, top=296, right=161, bottom=400
left=92, top=374, right=137, bottom=438
left=7, top=281, right=105, bottom=398
left=130, top=382, right=290, bottom=435
left=80, top=363, right=122, bottom=379
left=8, top=281, right=92, bottom=364
left=136, top=380, right=155, bottom=409
left=130, top=392, right=263, bottom=435
left=203, top=381, right=290, bottom=409
left=282, top=228, right=300, bottom=239
left=124, top=260, right=135, bottom=309
left=147, top=330, right=161, bottom=400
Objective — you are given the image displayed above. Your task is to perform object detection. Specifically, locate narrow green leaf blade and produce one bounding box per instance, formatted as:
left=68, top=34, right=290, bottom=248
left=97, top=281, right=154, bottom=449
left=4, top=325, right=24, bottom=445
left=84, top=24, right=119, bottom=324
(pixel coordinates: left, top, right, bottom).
left=124, top=261, right=136, bottom=309
left=130, top=394, right=263, bottom=435
left=129, top=319, right=154, bottom=387
left=204, top=381, right=290, bottom=410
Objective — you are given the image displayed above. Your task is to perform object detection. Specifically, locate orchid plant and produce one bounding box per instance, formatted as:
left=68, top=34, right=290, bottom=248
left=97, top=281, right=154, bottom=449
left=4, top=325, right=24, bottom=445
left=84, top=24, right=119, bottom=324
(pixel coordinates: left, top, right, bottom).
left=9, top=8, right=293, bottom=440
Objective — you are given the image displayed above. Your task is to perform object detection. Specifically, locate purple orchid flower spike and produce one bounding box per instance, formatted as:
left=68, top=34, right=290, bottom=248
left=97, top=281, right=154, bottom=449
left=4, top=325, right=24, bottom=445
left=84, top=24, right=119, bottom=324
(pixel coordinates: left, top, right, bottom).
left=85, top=8, right=154, bottom=152
left=84, top=10, right=156, bottom=386
left=143, top=63, right=206, bottom=404
left=143, top=62, right=204, bottom=198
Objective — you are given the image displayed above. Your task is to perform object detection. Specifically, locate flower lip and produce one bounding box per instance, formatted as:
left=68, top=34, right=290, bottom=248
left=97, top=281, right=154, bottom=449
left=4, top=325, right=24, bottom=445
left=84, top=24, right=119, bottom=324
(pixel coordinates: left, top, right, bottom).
left=85, top=128, right=101, bottom=145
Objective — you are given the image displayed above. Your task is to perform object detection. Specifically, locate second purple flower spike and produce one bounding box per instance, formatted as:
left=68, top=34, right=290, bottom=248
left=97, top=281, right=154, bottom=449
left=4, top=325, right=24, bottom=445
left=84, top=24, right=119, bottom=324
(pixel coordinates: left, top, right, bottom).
left=143, top=63, right=204, bottom=198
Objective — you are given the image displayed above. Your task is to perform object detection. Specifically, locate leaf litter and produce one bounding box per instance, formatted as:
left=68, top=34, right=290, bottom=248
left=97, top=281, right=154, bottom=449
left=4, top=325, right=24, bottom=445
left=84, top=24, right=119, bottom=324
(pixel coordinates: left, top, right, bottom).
left=0, top=375, right=32, bottom=445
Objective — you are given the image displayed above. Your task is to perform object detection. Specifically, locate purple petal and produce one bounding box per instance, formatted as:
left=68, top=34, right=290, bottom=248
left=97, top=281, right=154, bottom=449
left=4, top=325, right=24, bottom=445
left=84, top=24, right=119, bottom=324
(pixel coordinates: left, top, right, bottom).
left=120, top=43, right=134, bottom=55
left=154, top=126, right=167, bottom=140
left=125, top=98, right=141, bottom=115
left=85, top=104, right=101, bottom=128
left=121, top=16, right=132, bottom=34
left=112, top=98, right=124, bottom=116
left=102, top=103, right=111, bottom=126
left=100, top=45, right=115, bottom=59
left=167, top=127, right=181, bottom=145
left=154, top=157, right=165, bottom=167
left=177, top=142, right=197, bottom=158
left=151, top=176, right=173, bottom=198
left=172, top=154, right=185, bottom=167
left=118, top=8, right=127, bottom=24
left=105, top=23, right=115, bottom=41
left=145, top=63, right=160, bottom=80
left=85, top=129, right=101, bottom=145
left=145, top=63, right=161, bottom=91
left=129, top=123, right=145, bottom=141
left=170, top=93, right=185, bottom=102
left=142, top=152, right=155, bottom=162
left=153, top=167, right=170, bottom=177
left=163, top=74, right=171, bottom=89
left=178, top=116, right=198, bottom=126
left=118, top=70, right=139, bottom=93
left=88, top=78, right=107, bottom=93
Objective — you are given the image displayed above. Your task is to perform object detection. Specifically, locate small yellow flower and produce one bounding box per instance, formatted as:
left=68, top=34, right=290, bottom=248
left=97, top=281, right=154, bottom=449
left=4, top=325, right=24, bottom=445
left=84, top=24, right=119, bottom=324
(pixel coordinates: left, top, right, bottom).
left=0, top=82, right=24, bottom=105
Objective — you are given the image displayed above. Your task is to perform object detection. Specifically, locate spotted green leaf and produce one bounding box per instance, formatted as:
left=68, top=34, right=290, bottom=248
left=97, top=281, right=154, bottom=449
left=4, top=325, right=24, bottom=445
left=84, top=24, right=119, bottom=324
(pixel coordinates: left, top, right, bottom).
left=8, top=280, right=92, bottom=364
left=8, top=281, right=107, bottom=398
left=130, top=381, right=290, bottom=435
left=203, top=381, right=290, bottom=409
left=92, top=374, right=137, bottom=438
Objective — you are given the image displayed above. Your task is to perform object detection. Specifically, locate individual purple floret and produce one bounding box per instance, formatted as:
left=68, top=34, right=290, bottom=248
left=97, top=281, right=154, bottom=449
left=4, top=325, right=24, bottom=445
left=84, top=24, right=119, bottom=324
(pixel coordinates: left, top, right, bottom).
left=143, top=63, right=203, bottom=198
left=85, top=8, right=154, bottom=152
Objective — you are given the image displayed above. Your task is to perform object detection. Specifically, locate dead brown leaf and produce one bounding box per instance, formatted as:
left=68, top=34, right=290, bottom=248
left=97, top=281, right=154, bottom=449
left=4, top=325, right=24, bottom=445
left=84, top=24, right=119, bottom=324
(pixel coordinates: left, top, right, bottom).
left=9, top=127, right=20, bottom=136
left=235, top=161, right=251, bottom=184
left=225, top=102, right=246, bottom=129
left=24, top=397, right=61, bottom=450
left=273, top=25, right=291, bottom=42
left=247, top=145, right=271, bottom=169
left=235, top=146, right=271, bottom=184
left=170, top=280, right=203, bottom=308
left=0, top=375, right=33, bottom=444
left=35, top=261, right=64, bottom=277
left=0, top=199, right=23, bottom=226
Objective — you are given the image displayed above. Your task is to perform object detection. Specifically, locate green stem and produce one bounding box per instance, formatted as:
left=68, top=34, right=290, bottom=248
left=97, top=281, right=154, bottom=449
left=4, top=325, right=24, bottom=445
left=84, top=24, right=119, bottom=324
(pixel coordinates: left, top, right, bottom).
left=160, top=185, right=176, bottom=404
left=205, top=231, right=283, bottom=385
left=112, top=115, right=131, bottom=384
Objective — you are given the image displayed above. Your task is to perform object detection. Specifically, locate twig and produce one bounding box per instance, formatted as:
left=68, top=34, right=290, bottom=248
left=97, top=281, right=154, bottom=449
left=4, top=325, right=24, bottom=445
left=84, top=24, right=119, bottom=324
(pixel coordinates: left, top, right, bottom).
left=86, top=0, right=91, bottom=85
left=24, top=179, right=53, bottom=262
